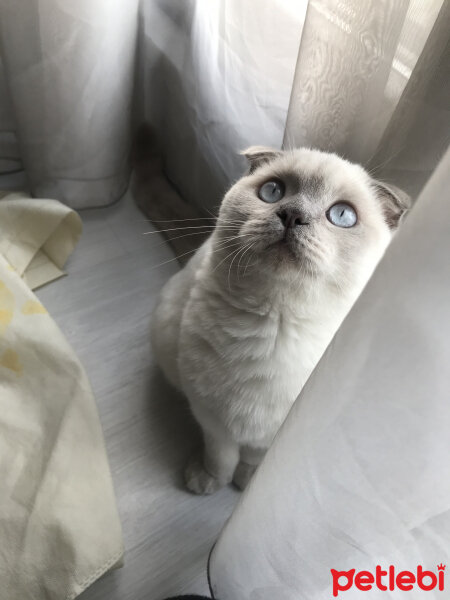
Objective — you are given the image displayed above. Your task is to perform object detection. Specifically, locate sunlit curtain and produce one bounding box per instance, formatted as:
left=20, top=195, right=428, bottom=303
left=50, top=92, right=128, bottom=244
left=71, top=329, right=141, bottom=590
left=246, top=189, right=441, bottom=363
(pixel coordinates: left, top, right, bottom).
left=137, top=0, right=449, bottom=210
left=284, top=0, right=449, bottom=197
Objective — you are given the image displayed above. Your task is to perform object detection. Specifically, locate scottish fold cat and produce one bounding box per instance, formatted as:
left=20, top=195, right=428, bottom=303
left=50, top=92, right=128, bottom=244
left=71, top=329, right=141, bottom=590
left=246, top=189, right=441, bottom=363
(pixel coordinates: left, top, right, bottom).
left=151, top=147, right=410, bottom=494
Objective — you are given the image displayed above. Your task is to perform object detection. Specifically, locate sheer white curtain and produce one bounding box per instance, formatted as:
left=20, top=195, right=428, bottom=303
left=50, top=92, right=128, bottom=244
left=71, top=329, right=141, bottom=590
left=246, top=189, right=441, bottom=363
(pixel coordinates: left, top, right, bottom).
left=1, top=0, right=448, bottom=208
left=137, top=0, right=449, bottom=208
left=209, top=144, right=450, bottom=600
left=284, top=0, right=449, bottom=197
left=0, top=0, right=138, bottom=208
left=136, top=0, right=307, bottom=209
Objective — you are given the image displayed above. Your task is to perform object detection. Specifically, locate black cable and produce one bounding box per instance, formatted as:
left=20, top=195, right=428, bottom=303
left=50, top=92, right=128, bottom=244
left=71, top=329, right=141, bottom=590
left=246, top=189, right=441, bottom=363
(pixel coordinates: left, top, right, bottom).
left=163, top=596, right=212, bottom=599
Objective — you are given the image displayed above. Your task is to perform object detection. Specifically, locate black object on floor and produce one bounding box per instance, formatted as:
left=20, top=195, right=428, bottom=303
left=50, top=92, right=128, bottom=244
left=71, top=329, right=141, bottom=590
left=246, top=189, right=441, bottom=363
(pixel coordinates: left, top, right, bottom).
left=163, top=596, right=211, bottom=600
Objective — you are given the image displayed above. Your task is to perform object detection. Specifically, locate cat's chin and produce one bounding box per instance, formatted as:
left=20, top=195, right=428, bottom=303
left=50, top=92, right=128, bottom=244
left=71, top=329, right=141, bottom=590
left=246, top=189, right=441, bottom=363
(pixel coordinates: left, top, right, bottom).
left=265, top=237, right=300, bottom=262
left=259, top=239, right=321, bottom=280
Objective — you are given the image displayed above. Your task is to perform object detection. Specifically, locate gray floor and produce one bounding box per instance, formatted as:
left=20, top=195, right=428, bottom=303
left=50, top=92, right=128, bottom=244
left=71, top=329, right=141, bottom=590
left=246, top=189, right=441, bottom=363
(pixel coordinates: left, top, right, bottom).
left=36, top=192, right=239, bottom=600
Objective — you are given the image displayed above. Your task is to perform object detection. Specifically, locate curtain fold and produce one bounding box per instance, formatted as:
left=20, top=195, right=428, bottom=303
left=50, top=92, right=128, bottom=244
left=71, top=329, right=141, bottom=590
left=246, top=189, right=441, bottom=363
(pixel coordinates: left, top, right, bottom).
left=0, top=0, right=139, bottom=208
left=209, top=146, right=450, bottom=600
left=136, top=0, right=307, bottom=211
left=0, top=55, right=21, bottom=175
left=366, top=1, right=450, bottom=196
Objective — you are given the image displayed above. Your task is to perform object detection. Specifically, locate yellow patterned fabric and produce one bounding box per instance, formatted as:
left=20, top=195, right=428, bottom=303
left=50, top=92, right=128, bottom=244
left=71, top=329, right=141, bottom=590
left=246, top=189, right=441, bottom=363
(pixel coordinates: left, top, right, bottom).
left=0, top=195, right=123, bottom=599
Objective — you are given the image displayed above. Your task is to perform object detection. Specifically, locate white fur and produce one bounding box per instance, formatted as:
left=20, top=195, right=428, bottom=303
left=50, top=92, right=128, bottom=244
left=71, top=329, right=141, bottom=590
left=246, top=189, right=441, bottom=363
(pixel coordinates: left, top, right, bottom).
left=151, top=148, right=402, bottom=494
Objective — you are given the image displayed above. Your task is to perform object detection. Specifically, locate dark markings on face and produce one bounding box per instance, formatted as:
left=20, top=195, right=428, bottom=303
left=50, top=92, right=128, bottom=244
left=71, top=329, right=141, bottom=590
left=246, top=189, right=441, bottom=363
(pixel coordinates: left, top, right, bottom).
left=300, top=174, right=325, bottom=197
left=269, top=170, right=326, bottom=200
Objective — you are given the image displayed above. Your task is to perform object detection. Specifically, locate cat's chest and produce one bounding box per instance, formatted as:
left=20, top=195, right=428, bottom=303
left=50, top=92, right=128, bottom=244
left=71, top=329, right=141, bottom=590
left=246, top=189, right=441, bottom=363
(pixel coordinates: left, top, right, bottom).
left=220, top=308, right=327, bottom=366
left=181, top=295, right=332, bottom=377
left=179, top=293, right=338, bottom=441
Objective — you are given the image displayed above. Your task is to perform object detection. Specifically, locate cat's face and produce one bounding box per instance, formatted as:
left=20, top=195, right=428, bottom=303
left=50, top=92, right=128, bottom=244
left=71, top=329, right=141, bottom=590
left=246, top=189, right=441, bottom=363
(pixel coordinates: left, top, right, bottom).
left=216, top=147, right=409, bottom=287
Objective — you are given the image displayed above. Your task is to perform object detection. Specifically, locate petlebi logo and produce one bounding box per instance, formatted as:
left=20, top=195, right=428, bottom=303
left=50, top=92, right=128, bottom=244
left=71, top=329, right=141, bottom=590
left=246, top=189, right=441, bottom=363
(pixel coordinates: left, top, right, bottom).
left=330, top=564, right=446, bottom=597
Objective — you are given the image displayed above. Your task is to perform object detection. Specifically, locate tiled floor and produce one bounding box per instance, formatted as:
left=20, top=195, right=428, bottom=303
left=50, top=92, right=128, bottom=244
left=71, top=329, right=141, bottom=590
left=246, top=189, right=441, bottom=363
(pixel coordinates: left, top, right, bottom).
left=36, top=192, right=239, bottom=600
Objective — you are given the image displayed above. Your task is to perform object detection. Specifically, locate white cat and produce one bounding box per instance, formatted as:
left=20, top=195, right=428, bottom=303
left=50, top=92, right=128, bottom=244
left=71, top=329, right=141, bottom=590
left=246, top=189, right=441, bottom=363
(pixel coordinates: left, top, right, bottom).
left=151, top=146, right=410, bottom=494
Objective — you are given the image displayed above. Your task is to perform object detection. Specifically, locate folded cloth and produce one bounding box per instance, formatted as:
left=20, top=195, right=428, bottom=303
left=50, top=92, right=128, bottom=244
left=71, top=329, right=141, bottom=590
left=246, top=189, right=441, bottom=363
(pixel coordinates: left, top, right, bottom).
left=0, top=191, right=82, bottom=289
left=0, top=195, right=123, bottom=599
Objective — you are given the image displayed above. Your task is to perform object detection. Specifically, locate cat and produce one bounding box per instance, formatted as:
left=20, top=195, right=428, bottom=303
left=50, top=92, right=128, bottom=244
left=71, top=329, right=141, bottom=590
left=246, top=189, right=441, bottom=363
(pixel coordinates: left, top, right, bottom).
left=151, top=146, right=410, bottom=494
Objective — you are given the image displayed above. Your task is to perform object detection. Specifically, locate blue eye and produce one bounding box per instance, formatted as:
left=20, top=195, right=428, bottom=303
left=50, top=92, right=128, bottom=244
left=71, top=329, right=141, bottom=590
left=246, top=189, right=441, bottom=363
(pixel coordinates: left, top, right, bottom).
left=258, top=180, right=285, bottom=203
left=327, top=203, right=357, bottom=228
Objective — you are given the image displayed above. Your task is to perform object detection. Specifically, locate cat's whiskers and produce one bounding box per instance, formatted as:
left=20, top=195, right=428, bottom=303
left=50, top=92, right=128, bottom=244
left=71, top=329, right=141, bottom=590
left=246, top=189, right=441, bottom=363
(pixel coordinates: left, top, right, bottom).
left=149, top=247, right=204, bottom=270
left=237, top=241, right=257, bottom=278
left=242, top=248, right=258, bottom=277
left=213, top=240, right=246, bottom=257
left=143, top=224, right=239, bottom=235
left=149, top=229, right=212, bottom=249
left=212, top=236, right=250, bottom=274
left=206, top=208, right=250, bottom=226
left=227, top=241, right=254, bottom=289
left=140, top=217, right=217, bottom=223
left=148, top=234, right=248, bottom=271
left=214, top=231, right=253, bottom=248
left=140, top=215, right=247, bottom=226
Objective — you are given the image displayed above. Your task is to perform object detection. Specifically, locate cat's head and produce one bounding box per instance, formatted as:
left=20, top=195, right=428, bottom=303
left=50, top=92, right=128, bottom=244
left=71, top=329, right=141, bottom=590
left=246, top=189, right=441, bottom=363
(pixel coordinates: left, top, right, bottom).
left=215, top=146, right=410, bottom=289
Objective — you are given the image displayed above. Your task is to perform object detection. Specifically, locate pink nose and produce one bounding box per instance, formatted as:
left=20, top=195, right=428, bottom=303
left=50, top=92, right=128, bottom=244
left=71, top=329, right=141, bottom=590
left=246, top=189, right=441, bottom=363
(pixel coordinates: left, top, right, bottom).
left=276, top=208, right=309, bottom=228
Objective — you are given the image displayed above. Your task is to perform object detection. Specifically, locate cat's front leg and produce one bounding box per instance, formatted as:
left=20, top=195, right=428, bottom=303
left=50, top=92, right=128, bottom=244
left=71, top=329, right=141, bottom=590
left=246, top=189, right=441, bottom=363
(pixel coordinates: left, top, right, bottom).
left=232, top=445, right=267, bottom=490
left=185, top=431, right=239, bottom=495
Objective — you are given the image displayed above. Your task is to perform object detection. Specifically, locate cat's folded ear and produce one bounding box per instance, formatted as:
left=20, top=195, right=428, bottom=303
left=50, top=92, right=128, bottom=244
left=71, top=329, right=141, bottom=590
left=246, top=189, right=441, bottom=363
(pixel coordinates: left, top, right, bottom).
left=372, top=180, right=412, bottom=230
left=241, top=146, right=283, bottom=174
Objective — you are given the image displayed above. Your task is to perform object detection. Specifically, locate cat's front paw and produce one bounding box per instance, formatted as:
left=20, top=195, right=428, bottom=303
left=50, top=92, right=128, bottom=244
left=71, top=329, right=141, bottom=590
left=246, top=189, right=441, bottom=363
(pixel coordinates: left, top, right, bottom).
left=184, top=456, right=224, bottom=495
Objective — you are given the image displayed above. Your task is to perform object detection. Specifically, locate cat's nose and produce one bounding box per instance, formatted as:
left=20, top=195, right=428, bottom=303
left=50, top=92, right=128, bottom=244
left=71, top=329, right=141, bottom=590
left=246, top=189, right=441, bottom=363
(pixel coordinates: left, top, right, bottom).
left=276, top=208, right=309, bottom=228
